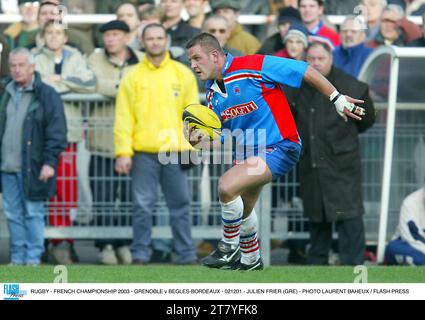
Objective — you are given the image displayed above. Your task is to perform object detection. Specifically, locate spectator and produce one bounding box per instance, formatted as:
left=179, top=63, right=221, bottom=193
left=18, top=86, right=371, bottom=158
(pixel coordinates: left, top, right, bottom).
left=87, top=20, right=144, bottom=265
left=333, top=16, right=373, bottom=78
left=0, top=48, right=67, bottom=266
left=114, top=24, right=199, bottom=265
left=4, top=0, right=40, bottom=49
left=184, top=0, right=210, bottom=29
left=116, top=2, right=141, bottom=50
left=298, top=0, right=341, bottom=48
left=202, top=14, right=243, bottom=56
left=210, top=0, right=261, bottom=55
left=34, top=21, right=96, bottom=264
left=0, top=34, right=11, bottom=80
left=385, top=186, right=425, bottom=265
left=322, top=0, right=359, bottom=14
left=239, top=0, right=271, bottom=42
left=270, top=0, right=299, bottom=13
left=360, top=0, right=387, bottom=41
left=258, top=6, right=302, bottom=55
left=139, top=5, right=164, bottom=48
left=278, top=23, right=309, bottom=58
left=284, top=42, right=376, bottom=265
left=160, top=0, right=200, bottom=63
left=407, top=0, right=425, bottom=15
left=407, top=11, right=425, bottom=46
left=32, top=1, right=95, bottom=55
left=161, top=0, right=200, bottom=48
left=366, top=4, right=423, bottom=47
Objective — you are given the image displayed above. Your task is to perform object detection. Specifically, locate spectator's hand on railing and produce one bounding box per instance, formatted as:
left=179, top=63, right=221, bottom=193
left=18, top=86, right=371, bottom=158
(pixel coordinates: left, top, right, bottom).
left=115, top=156, right=132, bottom=175
left=39, top=165, right=55, bottom=182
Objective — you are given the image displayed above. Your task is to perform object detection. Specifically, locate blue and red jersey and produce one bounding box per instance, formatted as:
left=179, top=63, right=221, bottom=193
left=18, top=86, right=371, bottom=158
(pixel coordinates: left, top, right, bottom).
left=205, top=53, right=307, bottom=151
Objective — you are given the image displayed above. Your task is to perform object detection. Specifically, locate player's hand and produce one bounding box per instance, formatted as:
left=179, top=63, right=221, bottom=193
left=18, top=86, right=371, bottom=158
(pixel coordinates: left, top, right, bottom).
left=115, top=156, right=132, bottom=175
left=331, top=91, right=365, bottom=122
left=39, top=165, right=55, bottom=182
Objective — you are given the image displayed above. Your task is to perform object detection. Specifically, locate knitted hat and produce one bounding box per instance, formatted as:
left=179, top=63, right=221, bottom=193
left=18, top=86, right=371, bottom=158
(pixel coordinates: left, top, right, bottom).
left=277, top=7, right=302, bottom=25
left=283, top=24, right=309, bottom=48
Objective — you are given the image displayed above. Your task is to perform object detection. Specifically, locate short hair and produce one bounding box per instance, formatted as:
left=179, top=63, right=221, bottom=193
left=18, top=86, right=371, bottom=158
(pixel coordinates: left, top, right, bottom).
left=185, top=33, right=225, bottom=55
left=341, top=15, right=366, bottom=32
left=42, top=19, right=68, bottom=36
left=141, top=23, right=167, bottom=39
left=307, top=41, right=332, bottom=55
left=382, top=4, right=405, bottom=19
left=116, top=1, right=139, bottom=15
left=202, top=14, right=229, bottom=32
left=360, top=0, right=387, bottom=5
left=298, top=0, right=324, bottom=7
left=9, top=47, right=35, bottom=65
left=139, top=4, right=164, bottom=21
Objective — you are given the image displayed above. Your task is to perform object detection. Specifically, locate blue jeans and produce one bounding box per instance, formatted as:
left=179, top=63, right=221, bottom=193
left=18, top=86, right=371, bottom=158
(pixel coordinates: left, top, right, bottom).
left=2, top=172, right=46, bottom=265
left=131, top=153, right=196, bottom=263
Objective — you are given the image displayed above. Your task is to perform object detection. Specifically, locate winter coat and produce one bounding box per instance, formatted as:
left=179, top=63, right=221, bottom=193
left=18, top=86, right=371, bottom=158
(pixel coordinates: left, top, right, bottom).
left=86, top=47, right=144, bottom=157
left=34, top=45, right=96, bottom=143
left=0, top=72, right=67, bottom=200
left=285, top=66, right=376, bottom=222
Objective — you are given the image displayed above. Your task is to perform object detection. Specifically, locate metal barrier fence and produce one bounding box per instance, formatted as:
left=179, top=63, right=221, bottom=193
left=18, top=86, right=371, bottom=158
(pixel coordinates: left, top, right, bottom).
left=1, top=93, right=424, bottom=266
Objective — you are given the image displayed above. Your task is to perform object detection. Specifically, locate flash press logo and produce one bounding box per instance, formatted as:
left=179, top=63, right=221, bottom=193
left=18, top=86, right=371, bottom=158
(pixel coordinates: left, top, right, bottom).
left=3, top=284, right=27, bottom=300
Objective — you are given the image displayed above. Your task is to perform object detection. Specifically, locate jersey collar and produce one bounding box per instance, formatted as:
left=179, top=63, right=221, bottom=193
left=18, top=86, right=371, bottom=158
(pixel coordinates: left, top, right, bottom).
left=205, top=53, right=234, bottom=93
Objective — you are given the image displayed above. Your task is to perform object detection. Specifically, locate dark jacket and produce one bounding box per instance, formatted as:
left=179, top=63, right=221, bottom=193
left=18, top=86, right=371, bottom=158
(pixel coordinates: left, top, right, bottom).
left=284, top=66, right=376, bottom=223
left=257, top=33, right=285, bottom=55
left=0, top=72, right=67, bottom=200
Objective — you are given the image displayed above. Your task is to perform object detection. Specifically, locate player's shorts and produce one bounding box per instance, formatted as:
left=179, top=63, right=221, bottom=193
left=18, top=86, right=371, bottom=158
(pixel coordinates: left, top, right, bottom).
left=264, top=139, right=301, bottom=180
left=233, top=139, right=302, bottom=181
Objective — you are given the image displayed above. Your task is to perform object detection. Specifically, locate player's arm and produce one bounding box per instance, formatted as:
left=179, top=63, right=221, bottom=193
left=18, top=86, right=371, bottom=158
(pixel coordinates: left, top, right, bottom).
left=303, top=65, right=365, bottom=121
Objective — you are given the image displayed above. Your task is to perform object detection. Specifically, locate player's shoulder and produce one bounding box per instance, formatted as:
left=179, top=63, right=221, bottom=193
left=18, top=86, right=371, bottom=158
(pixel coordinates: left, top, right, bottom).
left=227, top=54, right=266, bottom=73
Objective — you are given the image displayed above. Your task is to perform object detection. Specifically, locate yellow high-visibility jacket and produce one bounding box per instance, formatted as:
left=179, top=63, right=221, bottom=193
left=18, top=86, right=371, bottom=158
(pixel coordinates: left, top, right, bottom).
left=114, top=52, right=199, bottom=156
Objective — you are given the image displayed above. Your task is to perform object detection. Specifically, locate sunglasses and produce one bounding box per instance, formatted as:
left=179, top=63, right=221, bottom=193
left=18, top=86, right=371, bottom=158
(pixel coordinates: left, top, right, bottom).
left=208, top=29, right=227, bottom=34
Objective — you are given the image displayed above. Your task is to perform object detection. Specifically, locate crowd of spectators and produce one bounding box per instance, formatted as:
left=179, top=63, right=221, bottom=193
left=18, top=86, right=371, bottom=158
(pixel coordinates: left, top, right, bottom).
left=0, top=0, right=424, bottom=266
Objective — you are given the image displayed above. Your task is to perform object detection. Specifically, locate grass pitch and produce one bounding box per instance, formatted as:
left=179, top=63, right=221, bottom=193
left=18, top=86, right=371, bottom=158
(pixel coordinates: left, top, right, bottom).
left=1, top=265, right=424, bottom=283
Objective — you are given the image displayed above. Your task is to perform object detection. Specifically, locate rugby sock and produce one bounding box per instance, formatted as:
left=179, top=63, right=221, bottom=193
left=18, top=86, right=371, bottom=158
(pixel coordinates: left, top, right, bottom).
left=220, top=196, right=243, bottom=246
left=240, top=209, right=260, bottom=265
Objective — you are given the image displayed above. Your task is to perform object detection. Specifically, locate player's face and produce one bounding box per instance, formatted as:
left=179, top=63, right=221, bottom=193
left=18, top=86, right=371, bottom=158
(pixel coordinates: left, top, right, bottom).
left=142, top=26, right=168, bottom=57
left=187, top=44, right=218, bottom=80
left=306, top=45, right=332, bottom=77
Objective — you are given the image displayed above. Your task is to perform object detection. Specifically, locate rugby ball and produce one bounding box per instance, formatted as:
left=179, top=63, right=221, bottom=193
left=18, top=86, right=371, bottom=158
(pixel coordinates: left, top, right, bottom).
left=182, top=104, right=222, bottom=140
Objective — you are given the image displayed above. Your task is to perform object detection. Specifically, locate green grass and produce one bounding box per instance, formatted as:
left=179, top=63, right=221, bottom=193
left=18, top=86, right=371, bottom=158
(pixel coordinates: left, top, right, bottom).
left=1, top=265, right=424, bottom=283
